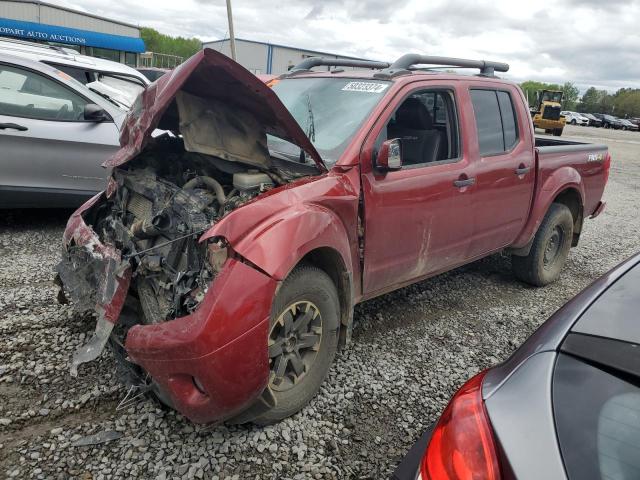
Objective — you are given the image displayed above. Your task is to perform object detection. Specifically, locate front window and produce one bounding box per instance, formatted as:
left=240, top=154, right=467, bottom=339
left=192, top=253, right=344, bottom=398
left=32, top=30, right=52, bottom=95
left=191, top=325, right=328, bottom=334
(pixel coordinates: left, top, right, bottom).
left=270, top=77, right=390, bottom=164
left=0, top=64, right=89, bottom=121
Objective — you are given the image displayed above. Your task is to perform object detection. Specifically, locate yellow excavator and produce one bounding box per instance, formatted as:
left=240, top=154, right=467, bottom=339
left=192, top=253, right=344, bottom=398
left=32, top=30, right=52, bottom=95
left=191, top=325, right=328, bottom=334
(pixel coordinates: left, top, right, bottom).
left=531, top=90, right=565, bottom=136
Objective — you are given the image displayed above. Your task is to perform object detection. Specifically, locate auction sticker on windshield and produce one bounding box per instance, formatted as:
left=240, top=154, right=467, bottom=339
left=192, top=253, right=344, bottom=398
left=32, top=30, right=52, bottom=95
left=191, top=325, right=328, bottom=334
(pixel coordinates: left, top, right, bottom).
left=341, top=82, right=389, bottom=93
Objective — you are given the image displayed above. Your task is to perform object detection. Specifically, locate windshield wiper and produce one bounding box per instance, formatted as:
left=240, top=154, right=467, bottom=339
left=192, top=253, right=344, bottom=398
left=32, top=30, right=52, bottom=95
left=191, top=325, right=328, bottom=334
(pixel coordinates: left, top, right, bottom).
left=88, top=87, right=126, bottom=109
left=298, top=94, right=316, bottom=163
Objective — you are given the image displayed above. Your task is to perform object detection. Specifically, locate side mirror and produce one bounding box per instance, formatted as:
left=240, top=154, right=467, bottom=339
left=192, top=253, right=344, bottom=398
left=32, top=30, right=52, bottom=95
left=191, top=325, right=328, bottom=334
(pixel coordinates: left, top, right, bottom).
left=84, top=103, right=112, bottom=123
left=376, top=138, right=402, bottom=171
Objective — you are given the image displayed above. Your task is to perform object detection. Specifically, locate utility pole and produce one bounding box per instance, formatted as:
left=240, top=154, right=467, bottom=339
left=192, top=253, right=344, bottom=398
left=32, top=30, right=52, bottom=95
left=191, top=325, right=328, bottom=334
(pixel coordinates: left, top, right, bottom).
left=226, top=0, right=237, bottom=61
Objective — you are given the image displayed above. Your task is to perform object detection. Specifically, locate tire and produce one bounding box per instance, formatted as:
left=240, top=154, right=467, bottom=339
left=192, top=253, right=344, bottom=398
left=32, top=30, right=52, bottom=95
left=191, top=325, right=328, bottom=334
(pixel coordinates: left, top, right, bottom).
left=553, top=128, right=563, bottom=136
left=571, top=119, right=577, bottom=125
left=512, top=203, right=574, bottom=287
left=251, top=264, right=340, bottom=425
left=544, top=129, right=552, bottom=134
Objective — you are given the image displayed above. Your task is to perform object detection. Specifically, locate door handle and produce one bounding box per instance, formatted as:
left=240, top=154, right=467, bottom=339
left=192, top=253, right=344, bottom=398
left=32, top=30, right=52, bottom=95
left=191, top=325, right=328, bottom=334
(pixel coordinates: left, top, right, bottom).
left=0, top=122, right=28, bottom=131
left=515, top=166, right=531, bottom=175
left=453, top=177, right=475, bottom=188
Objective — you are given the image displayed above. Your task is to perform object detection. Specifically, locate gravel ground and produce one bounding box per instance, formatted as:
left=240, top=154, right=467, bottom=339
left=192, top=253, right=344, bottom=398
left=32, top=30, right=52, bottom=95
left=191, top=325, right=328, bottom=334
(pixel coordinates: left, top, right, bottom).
left=1, top=125, right=639, bottom=479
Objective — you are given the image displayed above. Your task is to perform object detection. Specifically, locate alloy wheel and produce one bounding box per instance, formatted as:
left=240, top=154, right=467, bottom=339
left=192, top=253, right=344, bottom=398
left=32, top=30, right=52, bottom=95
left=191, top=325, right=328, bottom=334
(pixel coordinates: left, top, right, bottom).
left=268, top=301, right=322, bottom=392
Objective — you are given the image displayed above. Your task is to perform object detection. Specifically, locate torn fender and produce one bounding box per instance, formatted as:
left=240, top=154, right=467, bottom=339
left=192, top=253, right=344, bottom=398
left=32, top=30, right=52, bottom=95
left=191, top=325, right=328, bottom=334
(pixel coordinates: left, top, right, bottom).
left=201, top=173, right=360, bottom=281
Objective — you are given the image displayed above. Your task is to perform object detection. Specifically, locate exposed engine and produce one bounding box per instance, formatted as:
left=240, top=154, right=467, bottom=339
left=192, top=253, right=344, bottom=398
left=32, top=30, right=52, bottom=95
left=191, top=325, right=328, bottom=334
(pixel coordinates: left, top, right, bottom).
left=78, top=140, right=277, bottom=326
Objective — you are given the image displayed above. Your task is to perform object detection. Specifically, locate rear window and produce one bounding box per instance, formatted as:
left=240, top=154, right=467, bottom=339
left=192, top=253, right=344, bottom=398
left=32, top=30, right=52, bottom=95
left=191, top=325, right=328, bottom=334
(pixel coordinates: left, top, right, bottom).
left=553, top=353, right=640, bottom=480
left=470, top=89, right=519, bottom=156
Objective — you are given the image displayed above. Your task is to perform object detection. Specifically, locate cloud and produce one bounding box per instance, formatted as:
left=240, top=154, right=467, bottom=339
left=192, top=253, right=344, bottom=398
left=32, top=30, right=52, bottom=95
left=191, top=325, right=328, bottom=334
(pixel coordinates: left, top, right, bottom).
left=44, top=0, right=640, bottom=90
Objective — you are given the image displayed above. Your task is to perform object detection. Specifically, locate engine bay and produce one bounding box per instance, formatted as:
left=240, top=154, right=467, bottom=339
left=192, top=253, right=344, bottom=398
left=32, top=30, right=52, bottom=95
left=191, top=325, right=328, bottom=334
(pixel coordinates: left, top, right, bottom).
left=75, top=137, right=284, bottom=326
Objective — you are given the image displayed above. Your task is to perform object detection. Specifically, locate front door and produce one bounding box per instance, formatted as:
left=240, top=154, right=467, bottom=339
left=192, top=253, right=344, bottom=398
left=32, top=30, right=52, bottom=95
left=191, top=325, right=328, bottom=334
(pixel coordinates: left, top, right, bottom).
left=361, top=84, right=476, bottom=297
left=0, top=62, right=120, bottom=207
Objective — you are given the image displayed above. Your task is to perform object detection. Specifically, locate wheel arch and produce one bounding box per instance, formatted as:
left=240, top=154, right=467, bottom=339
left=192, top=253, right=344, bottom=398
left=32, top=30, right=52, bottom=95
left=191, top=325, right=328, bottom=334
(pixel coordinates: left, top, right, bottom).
left=297, top=246, right=354, bottom=348
left=511, top=166, right=585, bottom=253
left=553, top=187, right=584, bottom=246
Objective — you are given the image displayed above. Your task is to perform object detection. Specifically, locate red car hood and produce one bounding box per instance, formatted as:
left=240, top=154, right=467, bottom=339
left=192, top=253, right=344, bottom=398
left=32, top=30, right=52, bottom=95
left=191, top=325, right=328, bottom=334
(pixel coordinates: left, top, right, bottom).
left=105, top=48, right=325, bottom=171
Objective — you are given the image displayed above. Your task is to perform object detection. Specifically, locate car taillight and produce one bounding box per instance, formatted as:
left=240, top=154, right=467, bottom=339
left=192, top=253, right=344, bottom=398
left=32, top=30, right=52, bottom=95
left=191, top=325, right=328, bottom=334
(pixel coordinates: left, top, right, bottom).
left=419, top=371, right=500, bottom=480
left=603, top=153, right=612, bottom=185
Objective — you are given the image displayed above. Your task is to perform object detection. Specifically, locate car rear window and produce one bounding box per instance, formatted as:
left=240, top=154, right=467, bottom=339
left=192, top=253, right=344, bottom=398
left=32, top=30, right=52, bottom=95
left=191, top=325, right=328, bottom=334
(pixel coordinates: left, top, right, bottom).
left=553, top=352, right=640, bottom=480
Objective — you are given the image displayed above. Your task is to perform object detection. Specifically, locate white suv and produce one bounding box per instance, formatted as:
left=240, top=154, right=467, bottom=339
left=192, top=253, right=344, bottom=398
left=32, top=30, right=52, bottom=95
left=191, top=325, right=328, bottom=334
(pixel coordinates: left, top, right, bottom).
left=561, top=111, right=589, bottom=126
left=0, top=38, right=149, bottom=108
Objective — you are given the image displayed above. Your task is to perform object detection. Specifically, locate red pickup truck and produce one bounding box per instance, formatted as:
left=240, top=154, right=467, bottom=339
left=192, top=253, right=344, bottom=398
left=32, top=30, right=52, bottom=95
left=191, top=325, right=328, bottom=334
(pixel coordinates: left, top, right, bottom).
left=56, top=49, right=610, bottom=425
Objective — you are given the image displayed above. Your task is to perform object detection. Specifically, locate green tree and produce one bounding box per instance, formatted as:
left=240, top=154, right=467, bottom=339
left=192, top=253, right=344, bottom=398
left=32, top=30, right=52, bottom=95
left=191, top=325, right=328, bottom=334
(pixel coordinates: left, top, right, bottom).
left=561, top=82, right=580, bottom=110
left=140, top=27, right=201, bottom=60
left=520, top=80, right=561, bottom=107
left=612, top=88, right=640, bottom=117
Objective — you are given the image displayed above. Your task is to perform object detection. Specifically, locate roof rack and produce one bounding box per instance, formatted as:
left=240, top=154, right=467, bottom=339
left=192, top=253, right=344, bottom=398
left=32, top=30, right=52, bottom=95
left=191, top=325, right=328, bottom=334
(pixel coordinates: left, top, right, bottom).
left=374, top=54, right=509, bottom=79
left=287, top=57, right=391, bottom=74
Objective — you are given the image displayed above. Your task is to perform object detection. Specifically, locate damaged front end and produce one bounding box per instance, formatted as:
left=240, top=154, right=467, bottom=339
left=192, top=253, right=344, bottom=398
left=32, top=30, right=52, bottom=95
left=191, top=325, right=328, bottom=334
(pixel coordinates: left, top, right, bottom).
left=55, top=48, right=323, bottom=423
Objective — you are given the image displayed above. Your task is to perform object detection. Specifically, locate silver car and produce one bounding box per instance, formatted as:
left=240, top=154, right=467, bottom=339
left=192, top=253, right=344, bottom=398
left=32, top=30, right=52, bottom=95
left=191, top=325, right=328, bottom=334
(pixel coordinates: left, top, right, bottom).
left=0, top=52, right=128, bottom=208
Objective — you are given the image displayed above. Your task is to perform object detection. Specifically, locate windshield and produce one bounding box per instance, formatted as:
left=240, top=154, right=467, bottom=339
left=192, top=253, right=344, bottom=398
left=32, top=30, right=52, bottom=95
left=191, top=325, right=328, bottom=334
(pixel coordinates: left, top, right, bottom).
left=541, top=91, right=563, bottom=103
left=93, top=74, right=145, bottom=109
left=270, top=77, right=390, bottom=164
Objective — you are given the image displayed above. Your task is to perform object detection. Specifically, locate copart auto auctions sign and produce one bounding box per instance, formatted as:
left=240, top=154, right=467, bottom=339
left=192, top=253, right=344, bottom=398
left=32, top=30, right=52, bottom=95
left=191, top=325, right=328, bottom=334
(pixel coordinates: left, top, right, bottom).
left=0, top=17, right=145, bottom=52
left=0, top=25, right=86, bottom=44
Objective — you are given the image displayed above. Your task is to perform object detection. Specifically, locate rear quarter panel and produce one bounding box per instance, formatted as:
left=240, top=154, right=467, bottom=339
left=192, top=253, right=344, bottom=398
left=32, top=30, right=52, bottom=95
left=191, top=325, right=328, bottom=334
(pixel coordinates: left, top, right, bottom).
left=512, top=142, right=608, bottom=248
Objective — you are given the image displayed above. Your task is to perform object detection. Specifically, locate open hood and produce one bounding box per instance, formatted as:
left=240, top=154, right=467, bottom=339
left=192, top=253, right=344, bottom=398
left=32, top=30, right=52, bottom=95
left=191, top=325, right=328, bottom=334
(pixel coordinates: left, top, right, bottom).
left=104, top=48, right=325, bottom=171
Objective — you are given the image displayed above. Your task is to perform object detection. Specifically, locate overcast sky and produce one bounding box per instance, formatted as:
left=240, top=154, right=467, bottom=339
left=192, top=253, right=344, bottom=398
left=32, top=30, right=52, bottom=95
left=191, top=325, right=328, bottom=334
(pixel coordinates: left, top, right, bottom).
left=51, top=0, right=639, bottom=91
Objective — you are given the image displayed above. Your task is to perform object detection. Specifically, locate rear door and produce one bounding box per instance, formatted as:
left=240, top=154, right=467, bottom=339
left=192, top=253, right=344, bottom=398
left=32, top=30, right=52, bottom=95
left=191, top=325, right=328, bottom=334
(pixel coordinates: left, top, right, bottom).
left=465, top=85, right=535, bottom=257
left=360, top=81, right=476, bottom=296
left=0, top=62, right=119, bottom=207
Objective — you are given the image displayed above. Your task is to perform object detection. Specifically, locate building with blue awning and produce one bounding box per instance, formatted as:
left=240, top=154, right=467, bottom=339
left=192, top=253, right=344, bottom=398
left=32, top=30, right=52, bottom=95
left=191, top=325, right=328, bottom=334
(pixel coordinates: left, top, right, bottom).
left=0, top=0, right=144, bottom=66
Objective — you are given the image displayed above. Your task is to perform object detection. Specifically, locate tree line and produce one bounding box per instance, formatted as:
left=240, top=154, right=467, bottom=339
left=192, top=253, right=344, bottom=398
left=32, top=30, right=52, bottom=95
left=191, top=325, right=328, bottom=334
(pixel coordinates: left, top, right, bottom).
left=520, top=80, right=640, bottom=118
left=140, top=27, right=202, bottom=61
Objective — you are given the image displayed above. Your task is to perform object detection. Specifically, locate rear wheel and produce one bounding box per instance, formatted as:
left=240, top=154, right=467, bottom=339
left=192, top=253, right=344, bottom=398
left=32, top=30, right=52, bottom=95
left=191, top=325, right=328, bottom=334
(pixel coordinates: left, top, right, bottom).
left=251, top=264, right=339, bottom=425
left=553, top=128, right=563, bottom=136
left=512, top=203, right=574, bottom=286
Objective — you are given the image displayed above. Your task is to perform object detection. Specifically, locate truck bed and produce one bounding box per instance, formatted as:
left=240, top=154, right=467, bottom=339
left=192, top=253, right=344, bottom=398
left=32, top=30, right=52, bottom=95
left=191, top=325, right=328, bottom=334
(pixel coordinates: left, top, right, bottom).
left=535, top=136, right=608, bottom=152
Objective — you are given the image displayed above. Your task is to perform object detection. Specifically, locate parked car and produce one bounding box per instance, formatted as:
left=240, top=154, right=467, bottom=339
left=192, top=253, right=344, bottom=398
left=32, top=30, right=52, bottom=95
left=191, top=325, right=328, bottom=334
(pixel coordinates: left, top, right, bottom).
left=595, top=113, right=624, bottom=129
left=0, top=53, right=129, bottom=208
left=561, top=111, right=588, bottom=126
left=0, top=37, right=149, bottom=108
left=581, top=112, right=603, bottom=127
left=56, top=49, right=610, bottom=426
left=392, top=252, right=640, bottom=480
left=619, top=118, right=639, bottom=131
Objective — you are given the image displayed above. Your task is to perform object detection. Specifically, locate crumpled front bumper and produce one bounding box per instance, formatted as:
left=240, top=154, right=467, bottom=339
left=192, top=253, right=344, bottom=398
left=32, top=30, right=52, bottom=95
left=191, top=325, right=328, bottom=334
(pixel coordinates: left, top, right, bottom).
left=58, top=196, right=278, bottom=424
left=124, top=258, right=277, bottom=424
left=56, top=193, right=132, bottom=376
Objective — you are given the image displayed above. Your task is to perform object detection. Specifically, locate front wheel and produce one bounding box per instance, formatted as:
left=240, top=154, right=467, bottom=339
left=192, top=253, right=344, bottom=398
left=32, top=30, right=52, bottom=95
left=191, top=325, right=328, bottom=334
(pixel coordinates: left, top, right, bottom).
left=512, top=203, right=574, bottom=286
left=251, top=264, right=340, bottom=425
left=571, top=119, right=577, bottom=125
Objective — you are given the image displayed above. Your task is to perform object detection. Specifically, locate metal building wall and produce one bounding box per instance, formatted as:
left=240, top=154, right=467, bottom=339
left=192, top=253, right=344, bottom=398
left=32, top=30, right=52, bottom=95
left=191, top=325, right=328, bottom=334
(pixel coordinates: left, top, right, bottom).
left=203, top=39, right=269, bottom=74
left=0, top=0, right=140, bottom=37
left=203, top=38, right=371, bottom=75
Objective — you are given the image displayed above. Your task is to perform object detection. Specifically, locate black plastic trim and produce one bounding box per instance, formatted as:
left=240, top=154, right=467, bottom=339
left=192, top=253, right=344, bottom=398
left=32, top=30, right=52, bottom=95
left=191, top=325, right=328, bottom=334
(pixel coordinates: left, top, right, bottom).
left=561, top=332, right=640, bottom=379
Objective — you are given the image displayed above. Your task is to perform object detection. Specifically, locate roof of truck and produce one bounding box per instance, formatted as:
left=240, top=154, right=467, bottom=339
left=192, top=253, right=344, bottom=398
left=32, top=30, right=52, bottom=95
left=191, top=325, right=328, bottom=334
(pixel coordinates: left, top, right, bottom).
left=276, top=53, right=515, bottom=86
